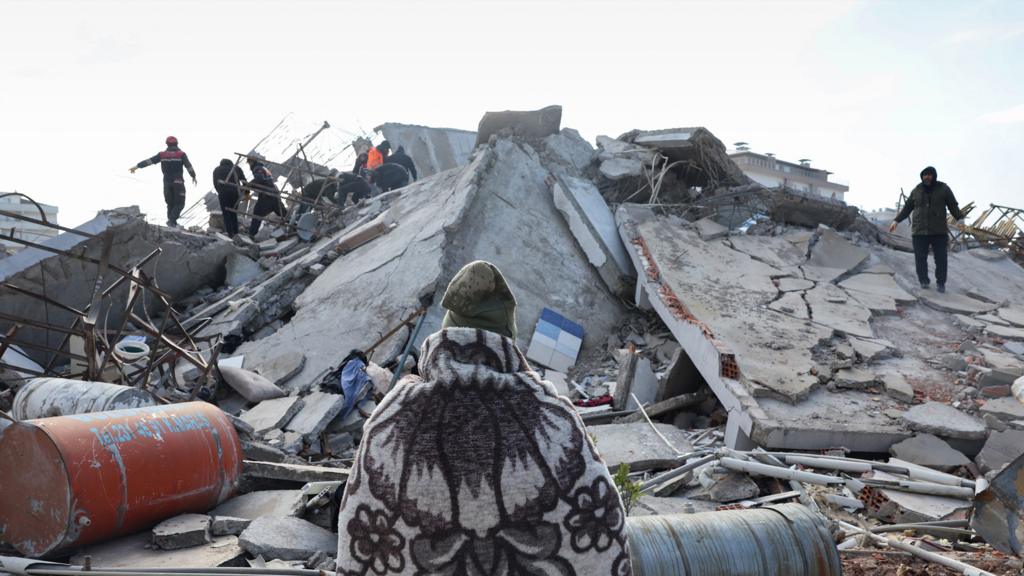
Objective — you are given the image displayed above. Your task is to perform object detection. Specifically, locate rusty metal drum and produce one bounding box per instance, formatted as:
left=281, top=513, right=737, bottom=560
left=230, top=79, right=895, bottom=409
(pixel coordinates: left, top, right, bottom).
left=11, top=378, right=157, bottom=420
left=0, top=402, right=242, bottom=557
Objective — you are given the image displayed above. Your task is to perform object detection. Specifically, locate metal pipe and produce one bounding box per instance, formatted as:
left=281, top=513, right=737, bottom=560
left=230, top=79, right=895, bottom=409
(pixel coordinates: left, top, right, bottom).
left=388, top=304, right=430, bottom=390
left=861, top=478, right=975, bottom=500
left=639, top=453, right=716, bottom=493
left=626, top=503, right=842, bottom=576
left=719, top=456, right=846, bottom=486
left=0, top=403, right=242, bottom=557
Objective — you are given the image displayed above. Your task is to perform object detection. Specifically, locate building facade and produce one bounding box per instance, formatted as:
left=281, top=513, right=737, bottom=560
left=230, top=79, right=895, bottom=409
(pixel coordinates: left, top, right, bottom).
left=728, top=150, right=849, bottom=202
left=0, top=193, right=59, bottom=251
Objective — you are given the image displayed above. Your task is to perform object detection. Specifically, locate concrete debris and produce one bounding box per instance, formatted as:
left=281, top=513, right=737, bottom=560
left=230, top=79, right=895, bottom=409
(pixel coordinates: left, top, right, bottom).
left=219, top=366, right=285, bottom=403
left=239, top=396, right=304, bottom=435
left=694, top=216, right=729, bottom=240
left=151, top=514, right=210, bottom=550
left=879, top=373, right=915, bottom=403
left=551, top=176, right=632, bottom=294
left=237, top=516, right=336, bottom=562
left=209, top=490, right=305, bottom=520
left=475, top=104, right=562, bottom=146
left=917, top=290, right=1000, bottom=315
left=998, top=305, right=1024, bottom=327
left=889, top=434, right=970, bottom=472
left=588, top=422, right=694, bottom=471
left=211, top=516, right=251, bottom=537
left=778, top=277, right=815, bottom=292
left=980, top=397, right=1024, bottom=422
left=283, top=391, right=345, bottom=442
left=975, top=429, right=1024, bottom=474
left=987, top=323, right=1024, bottom=340
left=70, top=532, right=245, bottom=568
left=242, top=460, right=349, bottom=483
left=700, top=469, right=760, bottom=503
left=807, top=226, right=869, bottom=272
left=902, top=401, right=988, bottom=440
left=226, top=253, right=262, bottom=287
left=832, top=367, right=877, bottom=390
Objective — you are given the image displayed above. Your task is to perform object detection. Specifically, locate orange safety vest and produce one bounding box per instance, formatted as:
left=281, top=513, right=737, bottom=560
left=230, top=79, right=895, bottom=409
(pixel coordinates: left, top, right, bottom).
left=366, top=147, right=384, bottom=170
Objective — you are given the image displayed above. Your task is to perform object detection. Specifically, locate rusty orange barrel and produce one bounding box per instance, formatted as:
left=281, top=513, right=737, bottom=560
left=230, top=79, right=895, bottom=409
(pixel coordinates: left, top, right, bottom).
left=0, top=401, right=242, bottom=557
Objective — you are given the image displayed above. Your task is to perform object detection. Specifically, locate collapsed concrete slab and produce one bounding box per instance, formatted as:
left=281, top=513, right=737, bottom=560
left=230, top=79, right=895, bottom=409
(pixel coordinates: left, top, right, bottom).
left=238, top=516, right=336, bottom=561
left=806, top=227, right=869, bottom=273
left=70, top=532, right=245, bottom=568
left=236, top=138, right=626, bottom=390
left=588, top=422, right=693, bottom=471
left=208, top=490, right=305, bottom=520
left=375, top=122, right=478, bottom=179
left=475, top=105, right=562, bottom=146
left=0, top=207, right=233, bottom=361
left=551, top=176, right=632, bottom=294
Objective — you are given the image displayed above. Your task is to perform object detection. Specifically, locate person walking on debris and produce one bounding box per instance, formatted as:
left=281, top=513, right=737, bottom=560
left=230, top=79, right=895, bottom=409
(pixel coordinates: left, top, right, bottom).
left=384, top=145, right=417, bottom=181
left=246, top=153, right=284, bottom=236
left=889, top=166, right=965, bottom=293
left=129, top=136, right=197, bottom=228
left=212, top=159, right=247, bottom=237
left=335, top=260, right=631, bottom=576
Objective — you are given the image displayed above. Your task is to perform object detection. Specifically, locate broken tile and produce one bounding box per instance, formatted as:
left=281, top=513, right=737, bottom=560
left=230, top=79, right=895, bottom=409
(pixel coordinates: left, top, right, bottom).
left=284, top=391, right=345, bottom=443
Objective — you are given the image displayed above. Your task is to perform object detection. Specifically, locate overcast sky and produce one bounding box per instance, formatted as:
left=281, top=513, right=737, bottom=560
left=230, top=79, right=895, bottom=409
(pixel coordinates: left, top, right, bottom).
left=1, top=0, right=1021, bottom=228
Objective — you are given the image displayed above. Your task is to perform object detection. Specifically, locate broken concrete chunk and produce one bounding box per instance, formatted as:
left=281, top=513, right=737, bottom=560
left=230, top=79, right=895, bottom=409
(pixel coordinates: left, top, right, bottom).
left=849, top=336, right=894, bottom=361
left=599, top=157, right=644, bottom=180
left=889, top=434, right=970, bottom=472
left=839, top=273, right=916, bottom=303
left=833, top=368, right=877, bottom=390
left=980, top=397, right=1024, bottom=422
left=701, top=469, right=760, bottom=503
left=243, top=460, right=349, bottom=484
left=694, top=217, right=729, bottom=240
left=623, top=357, right=658, bottom=411
left=880, top=373, right=914, bottom=403
left=238, top=517, right=336, bottom=562
left=71, top=532, right=243, bottom=568
left=805, top=284, right=874, bottom=338
left=902, top=402, right=987, bottom=440
left=241, top=439, right=290, bottom=463
left=475, top=105, right=562, bottom=146
left=806, top=227, right=869, bottom=273
left=210, top=490, right=304, bottom=520
left=954, top=314, right=988, bottom=331
left=239, top=396, right=304, bottom=435
left=588, top=422, right=694, bottom=471
left=777, top=277, right=815, bottom=292
left=997, top=305, right=1024, bottom=328
left=800, top=265, right=847, bottom=284
left=917, top=290, right=999, bottom=315
left=986, top=324, right=1024, bottom=341
left=975, top=429, right=1024, bottom=474
left=211, top=516, right=251, bottom=537
left=250, top=351, right=306, bottom=386
left=152, top=514, right=211, bottom=550
left=220, top=366, right=285, bottom=403
left=284, top=391, right=345, bottom=443
left=226, top=253, right=262, bottom=287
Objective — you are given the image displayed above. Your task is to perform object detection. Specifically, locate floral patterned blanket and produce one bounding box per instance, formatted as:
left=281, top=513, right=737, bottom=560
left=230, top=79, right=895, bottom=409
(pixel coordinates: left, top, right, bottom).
left=336, top=327, right=631, bottom=575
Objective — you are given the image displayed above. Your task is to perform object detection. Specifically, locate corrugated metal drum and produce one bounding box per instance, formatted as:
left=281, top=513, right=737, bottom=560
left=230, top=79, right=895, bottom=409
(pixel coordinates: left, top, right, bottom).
left=626, top=503, right=842, bottom=576
left=11, top=378, right=157, bottom=420
left=0, top=402, right=241, bottom=557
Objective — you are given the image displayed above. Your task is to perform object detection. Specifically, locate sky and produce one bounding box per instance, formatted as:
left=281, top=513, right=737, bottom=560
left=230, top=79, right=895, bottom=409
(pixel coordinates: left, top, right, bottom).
left=0, top=0, right=1022, bottom=228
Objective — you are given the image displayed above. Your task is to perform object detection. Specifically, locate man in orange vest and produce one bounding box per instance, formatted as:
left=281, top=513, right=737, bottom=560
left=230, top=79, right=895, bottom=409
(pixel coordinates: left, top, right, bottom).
left=365, top=140, right=390, bottom=170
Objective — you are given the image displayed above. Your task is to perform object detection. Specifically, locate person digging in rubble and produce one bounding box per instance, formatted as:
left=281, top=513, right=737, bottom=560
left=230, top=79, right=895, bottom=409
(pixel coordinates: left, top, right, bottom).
left=335, top=260, right=631, bottom=576
left=368, top=161, right=411, bottom=193
left=212, top=159, right=248, bottom=237
left=888, top=166, right=965, bottom=293
left=384, top=144, right=418, bottom=181
left=246, top=153, right=284, bottom=236
left=129, top=135, right=197, bottom=228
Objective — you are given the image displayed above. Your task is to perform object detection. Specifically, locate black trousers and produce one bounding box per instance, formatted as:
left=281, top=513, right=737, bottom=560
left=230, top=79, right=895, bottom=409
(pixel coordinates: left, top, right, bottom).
left=912, top=234, right=948, bottom=286
left=249, top=192, right=284, bottom=236
left=217, top=191, right=239, bottom=237
left=163, top=181, right=187, bottom=227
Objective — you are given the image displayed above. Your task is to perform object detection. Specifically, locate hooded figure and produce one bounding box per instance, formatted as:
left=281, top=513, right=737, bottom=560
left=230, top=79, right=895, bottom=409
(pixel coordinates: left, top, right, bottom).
left=891, top=165, right=964, bottom=292
left=384, top=145, right=418, bottom=181
left=212, top=159, right=247, bottom=237
left=336, top=261, right=631, bottom=576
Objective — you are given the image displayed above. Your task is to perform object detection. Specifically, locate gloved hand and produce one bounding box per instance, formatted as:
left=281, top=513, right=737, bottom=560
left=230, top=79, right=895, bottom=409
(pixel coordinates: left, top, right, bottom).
left=191, top=176, right=198, bottom=186
left=129, top=166, right=137, bottom=174
left=888, top=221, right=898, bottom=233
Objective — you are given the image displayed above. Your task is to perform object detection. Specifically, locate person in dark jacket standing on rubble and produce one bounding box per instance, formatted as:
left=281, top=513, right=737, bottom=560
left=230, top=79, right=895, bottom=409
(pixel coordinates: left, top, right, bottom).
left=889, top=166, right=965, bottom=293
left=212, top=159, right=247, bottom=237
left=384, top=145, right=417, bottom=181
left=129, top=136, right=197, bottom=228
left=246, top=154, right=284, bottom=237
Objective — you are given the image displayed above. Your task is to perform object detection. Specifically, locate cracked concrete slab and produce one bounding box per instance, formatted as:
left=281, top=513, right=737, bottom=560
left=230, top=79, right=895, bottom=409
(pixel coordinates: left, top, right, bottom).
left=839, top=273, right=916, bottom=303
left=986, top=324, right=1024, bottom=341
left=768, top=292, right=809, bottom=319
left=805, top=284, right=874, bottom=338
left=801, top=265, right=846, bottom=284
left=807, top=227, right=869, bottom=272
left=902, top=402, right=987, bottom=440
left=998, top=306, right=1024, bottom=327
left=890, top=434, right=970, bottom=472
left=917, top=290, right=1000, bottom=315
left=844, top=288, right=899, bottom=315
left=778, top=277, right=814, bottom=292
left=727, top=235, right=807, bottom=269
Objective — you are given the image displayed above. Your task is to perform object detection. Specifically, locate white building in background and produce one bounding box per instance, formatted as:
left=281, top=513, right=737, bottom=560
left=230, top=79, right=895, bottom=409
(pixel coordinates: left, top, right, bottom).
left=728, top=145, right=849, bottom=202
left=0, top=193, right=59, bottom=251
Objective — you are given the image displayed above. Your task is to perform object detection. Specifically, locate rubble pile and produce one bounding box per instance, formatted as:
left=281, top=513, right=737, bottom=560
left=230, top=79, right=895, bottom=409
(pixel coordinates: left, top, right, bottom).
left=3, top=106, right=1024, bottom=575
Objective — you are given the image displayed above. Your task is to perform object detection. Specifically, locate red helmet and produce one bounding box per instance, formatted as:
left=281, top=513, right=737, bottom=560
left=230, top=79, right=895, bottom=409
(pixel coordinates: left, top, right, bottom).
left=166, top=136, right=178, bottom=146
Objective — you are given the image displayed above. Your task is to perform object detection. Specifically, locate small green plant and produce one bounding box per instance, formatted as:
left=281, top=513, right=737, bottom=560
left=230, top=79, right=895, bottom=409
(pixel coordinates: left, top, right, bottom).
left=612, top=463, right=641, bottom=514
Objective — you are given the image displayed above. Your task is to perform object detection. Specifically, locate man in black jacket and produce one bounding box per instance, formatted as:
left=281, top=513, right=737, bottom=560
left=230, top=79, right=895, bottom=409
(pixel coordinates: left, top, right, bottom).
left=384, top=145, right=417, bottom=181
left=246, top=154, right=284, bottom=236
left=889, top=166, right=965, bottom=293
left=369, top=162, right=410, bottom=193
left=212, top=159, right=247, bottom=237
left=130, top=136, right=197, bottom=228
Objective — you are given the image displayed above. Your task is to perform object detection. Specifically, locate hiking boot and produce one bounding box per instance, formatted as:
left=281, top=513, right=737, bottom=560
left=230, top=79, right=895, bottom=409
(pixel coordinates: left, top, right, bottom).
left=938, top=284, right=946, bottom=293
left=920, top=281, right=930, bottom=290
